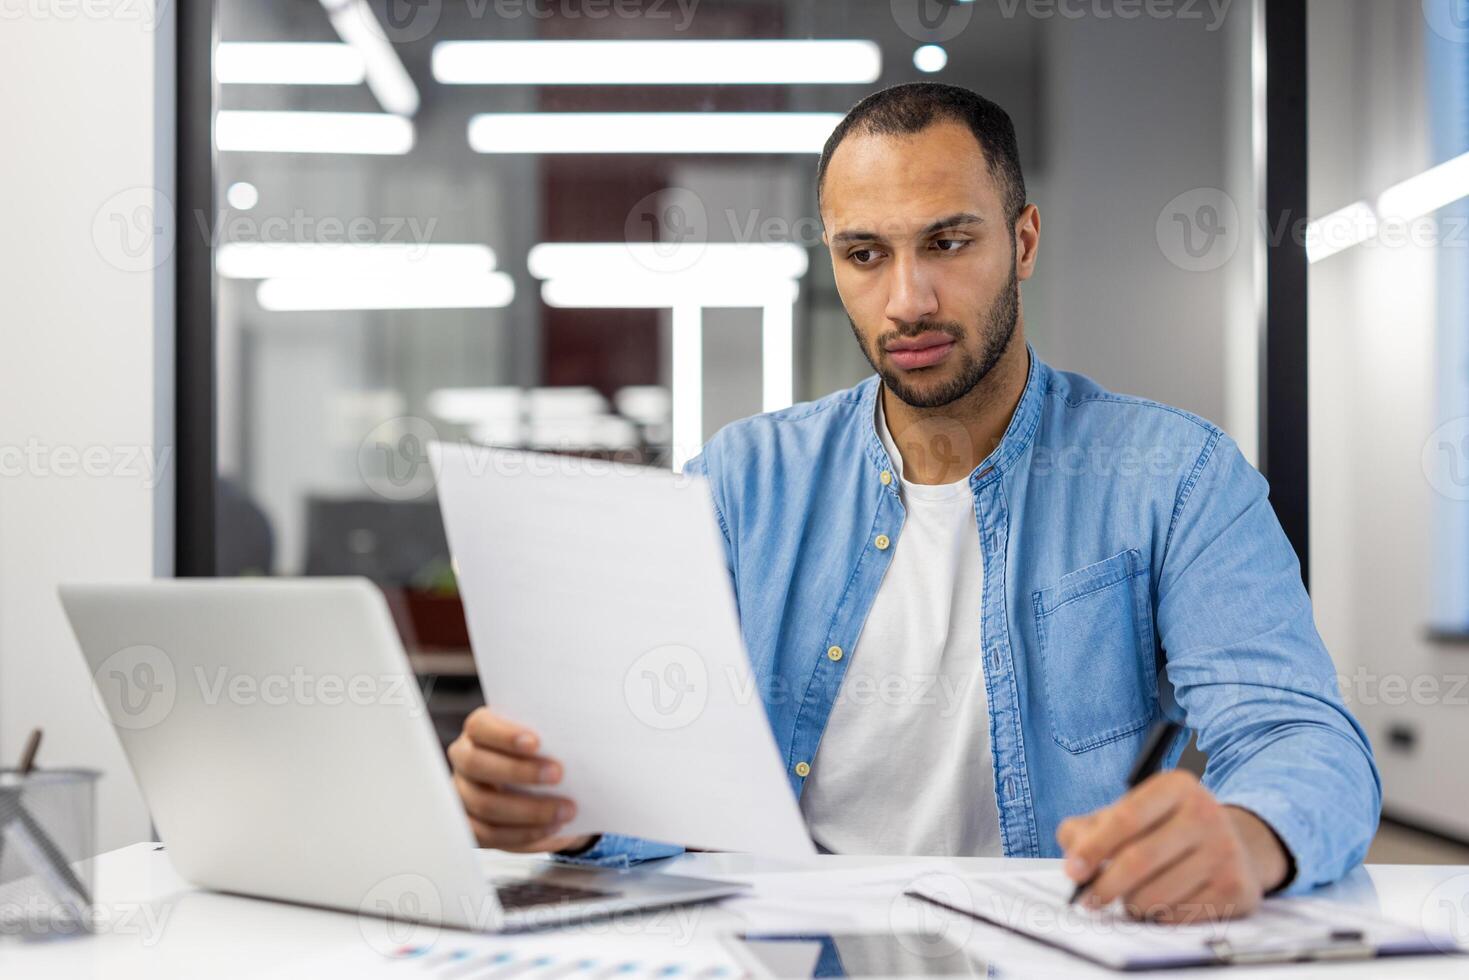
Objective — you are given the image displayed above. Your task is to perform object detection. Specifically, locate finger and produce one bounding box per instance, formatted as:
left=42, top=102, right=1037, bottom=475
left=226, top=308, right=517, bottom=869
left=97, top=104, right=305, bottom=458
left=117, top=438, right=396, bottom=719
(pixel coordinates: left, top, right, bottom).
left=1063, top=771, right=1197, bottom=881
left=455, top=776, right=575, bottom=828
left=1080, top=811, right=1204, bottom=908
left=1125, top=851, right=1226, bottom=921
left=468, top=813, right=497, bottom=848
left=1142, top=844, right=1261, bottom=924
left=448, top=738, right=563, bottom=787
left=468, top=814, right=572, bottom=851
left=1147, top=880, right=1214, bottom=924
left=1056, top=813, right=1100, bottom=853
left=1152, top=879, right=1259, bottom=924
left=464, top=707, right=544, bottom=756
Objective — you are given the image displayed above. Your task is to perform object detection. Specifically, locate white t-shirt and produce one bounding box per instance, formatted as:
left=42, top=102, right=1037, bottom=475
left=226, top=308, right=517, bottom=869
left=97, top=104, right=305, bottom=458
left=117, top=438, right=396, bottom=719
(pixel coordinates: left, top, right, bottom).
left=799, top=396, right=1004, bottom=856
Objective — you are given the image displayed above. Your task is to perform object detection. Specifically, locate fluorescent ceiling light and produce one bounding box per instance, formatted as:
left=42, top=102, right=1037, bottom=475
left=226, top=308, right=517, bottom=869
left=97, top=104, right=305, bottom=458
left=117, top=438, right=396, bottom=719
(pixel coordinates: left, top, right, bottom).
left=540, top=277, right=797, bottom=310
left=531, top=240, right=805, bottom=307
left=531, top=243, right=805, bottom=308
left=1377, top=150, right=1469, bottom=222
left=215, top=43, right=364, bottom=85
left=216, top=111, right=414, bottom=155
left=1306, top=201, right=1378, bottom=264
left=225, top=181, right=259, bottom=210
left=319, top=0, right=420, bottom=116
left=433, top=40, right=881, bottom=86
left=528, top=242, right=807, bottom=282
left=468, top=113, right=841, bottom=155
left=217, top=243, right=497, bottom=280
left=1298, top=151, right=1469, bottom=262
left=913, top=45, right=948, bottom=73
left=762, top=299, right=794, bottom=415
left=256, top=273, right=514, bottom=311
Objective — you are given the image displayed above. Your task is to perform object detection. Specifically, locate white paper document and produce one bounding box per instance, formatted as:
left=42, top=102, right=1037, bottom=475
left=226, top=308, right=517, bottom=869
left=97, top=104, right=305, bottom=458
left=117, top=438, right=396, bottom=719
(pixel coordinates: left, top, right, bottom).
left=431, top=443, right=814, bottom=857
left=908, top=870, right=1459, bottom=970
left=707, top=861, right=960, bottom=932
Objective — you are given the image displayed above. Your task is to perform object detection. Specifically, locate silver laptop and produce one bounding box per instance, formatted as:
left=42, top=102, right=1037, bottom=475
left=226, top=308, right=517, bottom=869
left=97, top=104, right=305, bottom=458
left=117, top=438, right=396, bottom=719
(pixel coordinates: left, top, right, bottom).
left=59, top=578, right=744, bottom=931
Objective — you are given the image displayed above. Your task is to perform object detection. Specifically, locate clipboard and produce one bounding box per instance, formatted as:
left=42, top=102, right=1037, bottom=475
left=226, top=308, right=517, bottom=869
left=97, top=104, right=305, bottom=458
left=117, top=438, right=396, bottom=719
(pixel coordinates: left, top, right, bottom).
left=905, top=870, right=1463, bottom=971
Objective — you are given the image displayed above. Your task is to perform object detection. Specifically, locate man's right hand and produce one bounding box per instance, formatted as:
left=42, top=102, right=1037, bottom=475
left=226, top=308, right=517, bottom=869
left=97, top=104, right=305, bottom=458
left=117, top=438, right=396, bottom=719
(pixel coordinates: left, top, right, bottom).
left=448, top=707, right=592, bottom=854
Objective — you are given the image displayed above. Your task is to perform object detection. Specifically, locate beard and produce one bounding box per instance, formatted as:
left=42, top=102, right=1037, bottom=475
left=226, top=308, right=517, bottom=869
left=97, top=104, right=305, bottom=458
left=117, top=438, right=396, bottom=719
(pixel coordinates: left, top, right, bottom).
left=851, top=257, right=1019, bottom=410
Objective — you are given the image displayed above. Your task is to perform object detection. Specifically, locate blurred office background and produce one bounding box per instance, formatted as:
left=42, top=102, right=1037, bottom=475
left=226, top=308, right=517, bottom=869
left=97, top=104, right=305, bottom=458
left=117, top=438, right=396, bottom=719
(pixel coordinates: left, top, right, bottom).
left=206, top=2, right=1259, bottom=577
left=206, top=0, right=1267, bottom=769
left=2, top=0, right=1468, bottom=865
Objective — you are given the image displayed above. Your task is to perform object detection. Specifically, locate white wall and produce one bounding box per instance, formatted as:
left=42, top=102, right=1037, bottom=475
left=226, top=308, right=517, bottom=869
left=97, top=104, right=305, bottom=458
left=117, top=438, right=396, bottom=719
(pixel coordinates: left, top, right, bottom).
left=1307, top=0, right=1469, bottom=837
left=0, top=3, right=172, bottom=850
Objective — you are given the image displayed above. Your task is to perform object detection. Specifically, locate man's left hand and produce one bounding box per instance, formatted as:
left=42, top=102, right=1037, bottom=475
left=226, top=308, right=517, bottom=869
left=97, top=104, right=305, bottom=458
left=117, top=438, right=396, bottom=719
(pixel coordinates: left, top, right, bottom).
left=1056, top=770, right=1290, bottom=922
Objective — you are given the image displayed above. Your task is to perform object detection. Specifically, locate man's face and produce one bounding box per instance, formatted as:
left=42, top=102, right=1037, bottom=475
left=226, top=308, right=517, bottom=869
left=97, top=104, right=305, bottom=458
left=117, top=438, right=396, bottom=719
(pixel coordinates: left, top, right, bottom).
left=821, top=121, right=1029, bottom=409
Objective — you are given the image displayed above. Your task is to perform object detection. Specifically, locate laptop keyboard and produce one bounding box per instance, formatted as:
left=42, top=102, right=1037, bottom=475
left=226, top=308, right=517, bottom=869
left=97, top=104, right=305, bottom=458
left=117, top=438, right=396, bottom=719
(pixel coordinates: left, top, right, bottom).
left=491, top=878, right=619, bottom=911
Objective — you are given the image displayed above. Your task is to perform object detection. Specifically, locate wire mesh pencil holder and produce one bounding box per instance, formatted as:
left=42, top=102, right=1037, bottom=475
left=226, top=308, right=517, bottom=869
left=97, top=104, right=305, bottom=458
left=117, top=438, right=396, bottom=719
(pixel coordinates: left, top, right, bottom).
left=0, top=769, right=100, bottom=938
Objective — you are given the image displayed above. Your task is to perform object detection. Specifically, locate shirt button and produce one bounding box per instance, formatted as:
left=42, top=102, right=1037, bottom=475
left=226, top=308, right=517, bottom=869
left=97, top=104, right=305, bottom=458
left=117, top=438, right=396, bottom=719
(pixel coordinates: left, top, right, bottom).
left=795, top=761, right=811, bottom=777
left=827, top=645, right=844, bottom=662
left=879, top=470, right=893, bottom=486
left=874, top=534, right=891, bottom=550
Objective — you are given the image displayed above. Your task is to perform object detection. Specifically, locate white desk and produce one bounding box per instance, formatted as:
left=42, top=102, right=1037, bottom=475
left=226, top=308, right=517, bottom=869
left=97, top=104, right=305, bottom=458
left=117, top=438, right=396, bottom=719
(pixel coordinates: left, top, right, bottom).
left=1, top=844, right=1465, bottom=978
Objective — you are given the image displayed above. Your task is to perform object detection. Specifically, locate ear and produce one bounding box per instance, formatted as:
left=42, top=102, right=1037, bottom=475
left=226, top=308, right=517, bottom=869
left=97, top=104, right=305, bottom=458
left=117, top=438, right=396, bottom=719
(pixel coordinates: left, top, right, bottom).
left=1015, top=204, right=1041, bottom=282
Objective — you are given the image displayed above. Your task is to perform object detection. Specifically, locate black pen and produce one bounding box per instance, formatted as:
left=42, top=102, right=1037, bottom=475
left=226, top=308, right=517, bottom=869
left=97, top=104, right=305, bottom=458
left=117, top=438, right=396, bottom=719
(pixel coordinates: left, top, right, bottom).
left=1068, top=719, right=1184, bottom=905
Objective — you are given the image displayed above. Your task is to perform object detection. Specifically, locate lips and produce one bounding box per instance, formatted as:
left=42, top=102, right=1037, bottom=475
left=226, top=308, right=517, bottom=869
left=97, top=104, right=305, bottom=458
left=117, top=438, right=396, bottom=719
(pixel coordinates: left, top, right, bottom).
left=885, top=332, right=956, bottom=371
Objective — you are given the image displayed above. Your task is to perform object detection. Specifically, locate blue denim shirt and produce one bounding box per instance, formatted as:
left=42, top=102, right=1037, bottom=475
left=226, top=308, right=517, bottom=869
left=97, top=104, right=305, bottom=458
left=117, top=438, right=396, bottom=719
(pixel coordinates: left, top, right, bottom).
left=560, top=344, right=1380, bottom=894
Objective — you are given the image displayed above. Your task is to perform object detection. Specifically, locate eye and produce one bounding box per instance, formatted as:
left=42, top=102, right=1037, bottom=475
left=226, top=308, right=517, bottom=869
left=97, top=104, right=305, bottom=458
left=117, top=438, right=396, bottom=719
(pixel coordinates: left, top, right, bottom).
left=932, top=238, right=969, bottom=253
left=847, top=247, right=882, bottom=266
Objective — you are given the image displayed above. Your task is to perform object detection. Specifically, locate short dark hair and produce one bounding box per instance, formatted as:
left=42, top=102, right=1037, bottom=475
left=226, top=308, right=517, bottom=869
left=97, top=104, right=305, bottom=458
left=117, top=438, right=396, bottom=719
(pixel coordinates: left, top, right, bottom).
left=816, top=82, right=1027, bottom=223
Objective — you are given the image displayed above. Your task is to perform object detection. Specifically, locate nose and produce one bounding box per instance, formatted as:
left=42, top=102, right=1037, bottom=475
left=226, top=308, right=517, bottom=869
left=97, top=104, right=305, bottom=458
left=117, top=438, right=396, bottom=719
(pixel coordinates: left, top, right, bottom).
left=883, top=252, right=939, bottom=327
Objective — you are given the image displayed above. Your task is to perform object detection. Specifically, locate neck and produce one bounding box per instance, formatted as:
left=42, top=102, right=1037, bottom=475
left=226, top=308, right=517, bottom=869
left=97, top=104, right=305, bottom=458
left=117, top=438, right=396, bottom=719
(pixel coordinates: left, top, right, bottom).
left=881, top=328, right=1030, bottom=486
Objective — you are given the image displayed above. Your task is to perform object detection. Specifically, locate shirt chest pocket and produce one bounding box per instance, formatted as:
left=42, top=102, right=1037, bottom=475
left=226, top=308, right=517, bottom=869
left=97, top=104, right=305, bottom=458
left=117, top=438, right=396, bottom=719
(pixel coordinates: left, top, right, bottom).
left=1032, top=548, right=1158, bottom=753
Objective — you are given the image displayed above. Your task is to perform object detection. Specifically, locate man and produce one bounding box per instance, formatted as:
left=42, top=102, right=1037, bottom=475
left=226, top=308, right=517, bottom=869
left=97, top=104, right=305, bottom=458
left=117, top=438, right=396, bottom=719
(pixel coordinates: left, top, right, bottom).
left=448, top=82, right=1380, bottom=921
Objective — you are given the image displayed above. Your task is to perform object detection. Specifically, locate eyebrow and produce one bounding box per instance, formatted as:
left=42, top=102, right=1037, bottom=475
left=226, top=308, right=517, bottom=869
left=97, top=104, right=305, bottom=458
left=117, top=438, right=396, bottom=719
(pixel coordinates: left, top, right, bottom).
left=830, top=211, right=985, bottom=245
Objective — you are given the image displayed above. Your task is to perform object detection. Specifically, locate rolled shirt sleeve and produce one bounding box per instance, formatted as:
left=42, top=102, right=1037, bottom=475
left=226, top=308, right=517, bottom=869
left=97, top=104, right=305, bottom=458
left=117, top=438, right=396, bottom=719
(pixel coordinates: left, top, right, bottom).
left=1156, top=431, right=1381, bottom=894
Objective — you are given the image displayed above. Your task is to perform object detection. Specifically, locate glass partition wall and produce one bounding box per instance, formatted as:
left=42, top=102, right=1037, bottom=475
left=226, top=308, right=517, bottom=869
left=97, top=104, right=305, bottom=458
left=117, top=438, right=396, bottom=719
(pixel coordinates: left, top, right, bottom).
left=197, top=0, right=1267, bottom=743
